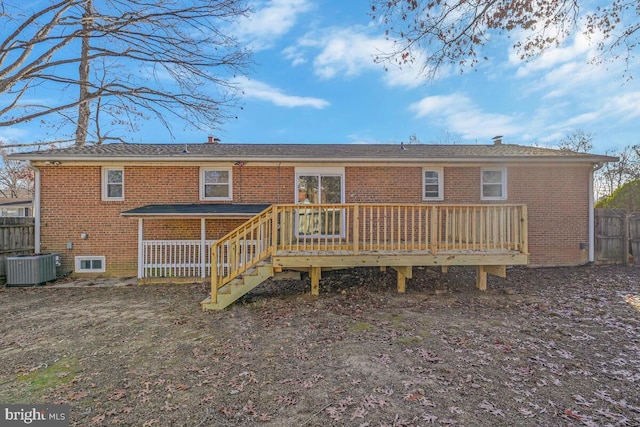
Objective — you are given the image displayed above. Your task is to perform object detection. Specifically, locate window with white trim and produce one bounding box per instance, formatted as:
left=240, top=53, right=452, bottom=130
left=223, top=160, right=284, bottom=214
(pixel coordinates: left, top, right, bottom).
left=75, top=256, right=106, bottom=273
left=422, top=168, right=444, bottom=201
left=102, top=167, right=124, bottom=200
left=295, top=167, right=345, bottom=237
left=200, top=168, right=232, bottom=200
left=481, top=168, right=507, bottom=200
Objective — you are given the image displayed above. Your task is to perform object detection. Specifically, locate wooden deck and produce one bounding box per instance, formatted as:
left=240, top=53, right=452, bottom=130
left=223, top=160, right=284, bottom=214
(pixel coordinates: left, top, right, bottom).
left=202, top=203, right=529, bottom=310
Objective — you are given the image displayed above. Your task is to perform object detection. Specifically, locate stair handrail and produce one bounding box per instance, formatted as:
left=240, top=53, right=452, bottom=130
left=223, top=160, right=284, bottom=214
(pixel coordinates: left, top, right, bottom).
left=210, top=205, right=276, bottom=302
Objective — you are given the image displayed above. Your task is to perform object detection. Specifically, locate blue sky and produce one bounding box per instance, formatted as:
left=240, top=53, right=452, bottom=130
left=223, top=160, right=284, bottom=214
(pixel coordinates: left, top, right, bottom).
left=3, top=0, right=640, bottom=154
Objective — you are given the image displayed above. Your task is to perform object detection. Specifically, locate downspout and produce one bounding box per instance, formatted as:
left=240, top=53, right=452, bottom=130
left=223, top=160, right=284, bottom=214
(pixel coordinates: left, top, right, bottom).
left=589, top=162, right=605, bottom=263
left=29, top=162, right=41, bottom=253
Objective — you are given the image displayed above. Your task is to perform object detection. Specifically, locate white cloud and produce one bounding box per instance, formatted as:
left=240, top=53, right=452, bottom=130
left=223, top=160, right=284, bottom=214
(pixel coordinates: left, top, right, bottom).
left=236, top=0, right=314, bottom=50
left=409, top=94, right=523, bottom=140
left=0, top=127, right=29, bottom=144
left=285, top=26, right=431, bottom=88
left=512, top=30, right=600, bottom=78
left=233, top=76, right=329, bottom=108
left=602, top=91, right=640, bottom=121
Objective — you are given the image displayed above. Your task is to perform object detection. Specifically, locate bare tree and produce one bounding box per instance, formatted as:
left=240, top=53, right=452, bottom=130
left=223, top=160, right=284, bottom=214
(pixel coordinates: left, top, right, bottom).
left=558, top=129, right=594, bottom=153
left=596, top=144, right=640, bottom=198
left=0, top=0, right=251, bottom=146
left=0, top=150, right=34, bottom=198
left=371, top=0, right=640, bottom=79
left=552, top=129, right=638, bottom=199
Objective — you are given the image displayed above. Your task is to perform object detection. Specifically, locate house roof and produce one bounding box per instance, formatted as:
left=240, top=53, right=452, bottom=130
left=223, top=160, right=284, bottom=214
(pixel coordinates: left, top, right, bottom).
left=0, top=198, right=32, bottom=207
left=121, top=203, right=271, bottom=217
left=9, top=143, right=617, bottom=164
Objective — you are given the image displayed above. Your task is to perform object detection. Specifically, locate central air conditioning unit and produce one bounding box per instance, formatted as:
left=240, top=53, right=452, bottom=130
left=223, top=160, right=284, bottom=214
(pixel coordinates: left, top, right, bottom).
left=6, top=253, right=59, bottom=286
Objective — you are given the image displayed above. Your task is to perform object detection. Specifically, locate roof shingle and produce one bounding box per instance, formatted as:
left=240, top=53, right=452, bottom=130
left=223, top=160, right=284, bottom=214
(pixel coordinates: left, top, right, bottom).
left=9, top=142, right=617, bottom=163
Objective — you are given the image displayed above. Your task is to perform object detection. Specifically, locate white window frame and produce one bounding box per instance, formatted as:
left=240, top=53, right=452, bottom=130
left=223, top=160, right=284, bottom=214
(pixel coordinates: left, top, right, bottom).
left=422, top=168, right=444, bottom=201
left=295, top=167, right=345, bottom=238
left=75, top=256, right=106, bottom=273
left=200, top=167, right=233, bottom=201
left=295, top=167, right=345, bottom=204
left=481, top=167, right=507, bottom=200
left=102, top=167, right=124, bottom=201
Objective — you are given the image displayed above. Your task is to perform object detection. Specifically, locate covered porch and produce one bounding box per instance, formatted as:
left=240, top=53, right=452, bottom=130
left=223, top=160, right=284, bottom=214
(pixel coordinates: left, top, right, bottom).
left=121, top=203, right=270, bottom=281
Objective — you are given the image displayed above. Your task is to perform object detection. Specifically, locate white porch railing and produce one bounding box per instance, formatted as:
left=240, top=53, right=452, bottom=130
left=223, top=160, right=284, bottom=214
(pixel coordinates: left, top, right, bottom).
left=141, top=239, right=259, bottom=279
left=141, top=240, right=214, bottom=279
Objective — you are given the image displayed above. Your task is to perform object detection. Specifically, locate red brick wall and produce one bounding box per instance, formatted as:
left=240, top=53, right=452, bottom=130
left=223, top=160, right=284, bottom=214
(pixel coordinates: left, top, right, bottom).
left=508, top=165, right=591, bottom=266
left=38, top=162, right=592, bottom=275
left=346, top=167, right=425, bottom=203
left=39, top=165, right=295, bottom=276
left=347, top=164, right=591, bottom=266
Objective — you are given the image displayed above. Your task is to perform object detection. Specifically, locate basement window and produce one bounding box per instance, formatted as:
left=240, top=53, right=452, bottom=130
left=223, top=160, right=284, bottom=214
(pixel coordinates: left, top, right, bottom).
left=75, top=256, right=106, bottom=273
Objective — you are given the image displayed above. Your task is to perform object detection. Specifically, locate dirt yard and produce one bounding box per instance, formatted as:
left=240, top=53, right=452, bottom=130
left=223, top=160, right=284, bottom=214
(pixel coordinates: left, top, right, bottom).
left=1, top=264, right=639, bottom=427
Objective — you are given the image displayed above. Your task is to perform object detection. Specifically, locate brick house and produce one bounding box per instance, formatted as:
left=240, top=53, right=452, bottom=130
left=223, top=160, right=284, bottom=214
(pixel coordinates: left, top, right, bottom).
left=11, top=141, right=615, bottom=308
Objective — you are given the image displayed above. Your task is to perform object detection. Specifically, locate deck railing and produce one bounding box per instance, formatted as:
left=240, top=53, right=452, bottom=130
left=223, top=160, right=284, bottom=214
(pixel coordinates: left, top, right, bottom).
left=210, top=204, right=528, bottom=299
left=210, top=207, right=275, bottom=299
left=275, top=203, right=528, bottom=254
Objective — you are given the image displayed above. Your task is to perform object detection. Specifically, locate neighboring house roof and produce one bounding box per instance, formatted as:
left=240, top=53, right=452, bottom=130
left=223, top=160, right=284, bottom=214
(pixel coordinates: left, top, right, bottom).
left=9, top=143, right=617, bottom=164
left=0, top=198, right=32, bottom=208
left=121, top=203, right=271, bottom=217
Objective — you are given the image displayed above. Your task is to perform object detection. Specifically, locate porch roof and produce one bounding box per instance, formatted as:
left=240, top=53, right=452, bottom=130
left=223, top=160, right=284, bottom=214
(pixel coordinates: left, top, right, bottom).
left=121, top=203, right=271, bottom=218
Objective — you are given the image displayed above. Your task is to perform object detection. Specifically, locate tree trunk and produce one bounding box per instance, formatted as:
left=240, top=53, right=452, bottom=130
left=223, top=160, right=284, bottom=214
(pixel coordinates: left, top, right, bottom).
left=75, top=1, right=92, bottom=147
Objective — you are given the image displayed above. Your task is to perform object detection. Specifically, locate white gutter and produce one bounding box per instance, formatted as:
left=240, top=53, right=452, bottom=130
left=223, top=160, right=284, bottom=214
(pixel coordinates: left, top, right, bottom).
left=28, top=162, right=41, bottom=253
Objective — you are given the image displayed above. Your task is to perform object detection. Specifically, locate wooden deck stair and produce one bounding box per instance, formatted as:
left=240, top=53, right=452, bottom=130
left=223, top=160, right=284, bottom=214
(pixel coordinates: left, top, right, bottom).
left=201, top=261, right=274, bottom=310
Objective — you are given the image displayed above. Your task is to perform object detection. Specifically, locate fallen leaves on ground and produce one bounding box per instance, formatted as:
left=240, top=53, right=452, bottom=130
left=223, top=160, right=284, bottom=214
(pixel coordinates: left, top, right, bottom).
left=0, top=265, right=638, bottom=426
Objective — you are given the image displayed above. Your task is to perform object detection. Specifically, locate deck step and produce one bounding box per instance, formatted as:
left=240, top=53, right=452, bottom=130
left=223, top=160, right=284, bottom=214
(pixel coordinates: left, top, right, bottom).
left=201, top=263, right=274, bottom=310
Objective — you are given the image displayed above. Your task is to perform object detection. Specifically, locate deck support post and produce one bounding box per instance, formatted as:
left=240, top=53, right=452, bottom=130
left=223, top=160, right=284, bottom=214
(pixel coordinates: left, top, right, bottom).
left=392, top=266, right=412, bottom=293
left=475, top=265, right=506, bottom=291
left=397, top=272, right=405, bottom=293
left=310, top=266, right=321, bottom=295
left=441, top=266, right=448, bottom=274
left=476, top=266, right=487, bottom=291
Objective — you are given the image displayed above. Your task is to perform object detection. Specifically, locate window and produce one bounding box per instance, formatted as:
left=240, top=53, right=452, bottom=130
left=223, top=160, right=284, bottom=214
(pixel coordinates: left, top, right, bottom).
left=75, top=256, right=106, bottom=273
left=0, top=207, right=29, bottom=217
left=102, top=167, right=124, bottom=200
left=423, top=168, right=444, bottom=201
left=481, top=168, right=507, bottom=200
left=295, top=167, right=345, bottom=237
left=200, top=168, right=232, bottom=200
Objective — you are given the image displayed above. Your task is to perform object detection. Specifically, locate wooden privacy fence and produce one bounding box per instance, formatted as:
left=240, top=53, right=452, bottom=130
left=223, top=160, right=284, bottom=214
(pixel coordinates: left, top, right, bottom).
left=0, top=217, right=36, bottom=284
left=595, top=209, right=640, bottom=265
